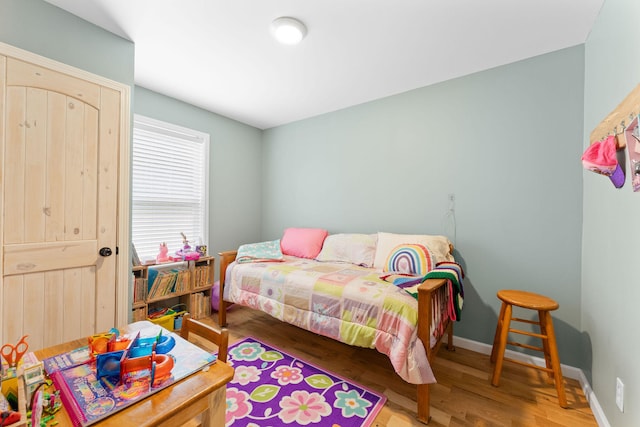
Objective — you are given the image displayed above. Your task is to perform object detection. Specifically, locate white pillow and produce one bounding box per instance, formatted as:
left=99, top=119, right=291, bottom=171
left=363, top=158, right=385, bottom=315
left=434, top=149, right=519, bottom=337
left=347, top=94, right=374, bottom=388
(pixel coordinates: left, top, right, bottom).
left=373, top=232, right=454, bottom=269
left=315, top=233, right=377, bottom=267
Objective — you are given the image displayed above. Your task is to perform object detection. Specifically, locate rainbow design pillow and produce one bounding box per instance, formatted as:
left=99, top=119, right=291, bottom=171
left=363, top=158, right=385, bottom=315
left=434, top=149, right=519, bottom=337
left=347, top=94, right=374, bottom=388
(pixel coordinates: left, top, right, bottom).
left=383, top=243, right=434, bottom=276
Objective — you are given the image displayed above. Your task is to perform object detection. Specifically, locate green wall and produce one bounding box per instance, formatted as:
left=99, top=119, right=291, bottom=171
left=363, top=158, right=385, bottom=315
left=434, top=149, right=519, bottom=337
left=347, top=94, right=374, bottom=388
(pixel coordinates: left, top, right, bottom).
left=263, top=46, right=586, bottom=368
left=583, top=0, right=640, bottom=425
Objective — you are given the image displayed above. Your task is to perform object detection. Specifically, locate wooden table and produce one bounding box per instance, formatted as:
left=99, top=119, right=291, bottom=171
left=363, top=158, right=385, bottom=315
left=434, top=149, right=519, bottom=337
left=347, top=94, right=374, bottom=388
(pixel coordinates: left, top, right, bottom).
left=33, top=326, right=234, bottom=427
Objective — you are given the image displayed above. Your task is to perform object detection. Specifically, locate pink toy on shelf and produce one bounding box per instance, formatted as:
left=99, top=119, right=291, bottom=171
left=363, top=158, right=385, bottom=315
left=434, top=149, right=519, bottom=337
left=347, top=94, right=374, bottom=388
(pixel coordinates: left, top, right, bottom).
left=156, top=243, right=171, bottom=263
left=175, top=232, right=200, bottom=261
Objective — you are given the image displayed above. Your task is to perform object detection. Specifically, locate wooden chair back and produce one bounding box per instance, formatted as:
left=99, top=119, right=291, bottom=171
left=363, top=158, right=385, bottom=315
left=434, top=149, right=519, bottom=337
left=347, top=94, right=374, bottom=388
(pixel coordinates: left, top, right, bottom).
left=179, top=314, right=229, bottom=363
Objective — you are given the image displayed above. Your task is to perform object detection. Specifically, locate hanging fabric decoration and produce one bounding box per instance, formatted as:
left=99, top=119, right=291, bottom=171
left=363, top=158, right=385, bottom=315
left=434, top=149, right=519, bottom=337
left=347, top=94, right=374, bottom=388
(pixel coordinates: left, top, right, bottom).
left=624, top=115, right=640, bottom=192
left=581, top=135, right=625, bottom=188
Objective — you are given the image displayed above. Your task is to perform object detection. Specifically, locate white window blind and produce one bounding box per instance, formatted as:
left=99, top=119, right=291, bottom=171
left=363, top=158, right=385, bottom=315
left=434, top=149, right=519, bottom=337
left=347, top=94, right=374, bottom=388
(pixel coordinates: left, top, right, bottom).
left=132, top=115, right=209, bottom=261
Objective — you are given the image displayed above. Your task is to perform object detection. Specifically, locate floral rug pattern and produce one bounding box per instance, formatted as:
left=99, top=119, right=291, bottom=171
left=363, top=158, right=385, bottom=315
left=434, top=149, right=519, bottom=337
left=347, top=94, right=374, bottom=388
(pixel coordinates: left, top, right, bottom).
left=224, top=337, right=386, bottom=427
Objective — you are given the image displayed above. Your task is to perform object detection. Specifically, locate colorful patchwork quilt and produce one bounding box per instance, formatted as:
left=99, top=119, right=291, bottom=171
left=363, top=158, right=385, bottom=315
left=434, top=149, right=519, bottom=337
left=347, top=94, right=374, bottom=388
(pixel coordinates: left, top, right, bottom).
left=225, top=257, right=438, bottom=384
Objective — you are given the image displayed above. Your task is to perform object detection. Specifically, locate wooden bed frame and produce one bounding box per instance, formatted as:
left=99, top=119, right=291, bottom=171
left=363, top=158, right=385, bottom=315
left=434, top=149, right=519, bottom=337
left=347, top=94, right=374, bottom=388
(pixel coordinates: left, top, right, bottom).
left=217, top=250, right=455, bottom=424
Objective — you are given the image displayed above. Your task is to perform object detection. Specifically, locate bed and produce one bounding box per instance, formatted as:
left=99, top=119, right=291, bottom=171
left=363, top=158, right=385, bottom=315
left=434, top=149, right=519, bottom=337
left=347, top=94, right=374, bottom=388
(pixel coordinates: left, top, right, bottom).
left=217, top=230, right=464, bottom=424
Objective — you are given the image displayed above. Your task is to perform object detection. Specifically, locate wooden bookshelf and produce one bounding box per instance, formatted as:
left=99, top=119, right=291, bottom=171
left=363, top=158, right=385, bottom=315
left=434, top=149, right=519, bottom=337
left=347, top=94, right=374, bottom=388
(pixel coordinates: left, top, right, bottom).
left=131, top=256, right=214, bottom=324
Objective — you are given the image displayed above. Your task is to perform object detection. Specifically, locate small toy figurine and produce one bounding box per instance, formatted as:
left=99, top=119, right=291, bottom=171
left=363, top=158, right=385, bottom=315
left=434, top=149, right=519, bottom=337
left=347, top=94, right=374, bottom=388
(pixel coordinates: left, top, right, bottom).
left=156, top=243, right=171, bottom=263
left=176, top=233, right=199, bottom=261
left=180, top=232, right=191, bottom=252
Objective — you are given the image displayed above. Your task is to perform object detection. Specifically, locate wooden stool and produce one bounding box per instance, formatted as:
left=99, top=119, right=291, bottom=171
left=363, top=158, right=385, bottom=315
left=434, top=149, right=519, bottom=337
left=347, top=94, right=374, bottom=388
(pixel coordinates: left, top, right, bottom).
left=490, top=290, right=568, bottom=408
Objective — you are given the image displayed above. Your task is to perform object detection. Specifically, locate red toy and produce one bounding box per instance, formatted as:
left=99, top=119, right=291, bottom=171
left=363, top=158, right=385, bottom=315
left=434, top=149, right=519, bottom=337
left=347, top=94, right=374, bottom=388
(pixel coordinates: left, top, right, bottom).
left=0, top=410, right=20, bottom=426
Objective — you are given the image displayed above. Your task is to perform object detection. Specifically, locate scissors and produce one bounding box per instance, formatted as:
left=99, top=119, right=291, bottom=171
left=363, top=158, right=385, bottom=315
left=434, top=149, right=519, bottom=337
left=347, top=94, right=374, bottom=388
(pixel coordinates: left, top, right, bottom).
left=1, top=335, right=29, bottom=368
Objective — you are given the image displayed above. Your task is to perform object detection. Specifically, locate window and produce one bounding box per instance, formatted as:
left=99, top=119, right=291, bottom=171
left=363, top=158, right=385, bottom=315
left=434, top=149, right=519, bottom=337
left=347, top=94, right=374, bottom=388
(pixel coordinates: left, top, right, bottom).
left=131, top=115, right=209, bottom=262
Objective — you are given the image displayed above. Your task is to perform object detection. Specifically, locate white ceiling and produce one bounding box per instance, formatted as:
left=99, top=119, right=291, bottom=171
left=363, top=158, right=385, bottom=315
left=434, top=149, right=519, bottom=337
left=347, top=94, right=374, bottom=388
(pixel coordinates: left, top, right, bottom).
left=43, top=0, right=603, bottom=130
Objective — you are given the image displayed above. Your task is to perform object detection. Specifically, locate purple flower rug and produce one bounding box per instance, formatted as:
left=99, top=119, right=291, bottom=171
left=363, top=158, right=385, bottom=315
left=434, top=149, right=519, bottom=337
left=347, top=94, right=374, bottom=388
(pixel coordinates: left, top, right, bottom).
left=224, top=337, right=386, bottom=427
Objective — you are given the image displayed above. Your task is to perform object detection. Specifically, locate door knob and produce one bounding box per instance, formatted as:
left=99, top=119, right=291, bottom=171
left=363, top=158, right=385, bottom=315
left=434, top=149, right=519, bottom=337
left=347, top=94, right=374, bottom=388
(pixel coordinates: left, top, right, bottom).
left=99, top=247, right=113, bottom=257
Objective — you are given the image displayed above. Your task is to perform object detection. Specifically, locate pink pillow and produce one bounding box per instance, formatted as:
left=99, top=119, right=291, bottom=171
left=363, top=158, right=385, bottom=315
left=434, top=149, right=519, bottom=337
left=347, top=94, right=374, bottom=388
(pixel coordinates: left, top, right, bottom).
left=280, top=228, right=328, bottom=259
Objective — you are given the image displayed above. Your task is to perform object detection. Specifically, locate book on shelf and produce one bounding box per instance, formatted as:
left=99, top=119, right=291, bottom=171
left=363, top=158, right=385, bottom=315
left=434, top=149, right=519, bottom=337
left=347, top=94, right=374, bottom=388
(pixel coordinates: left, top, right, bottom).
left=147, top=265, right=196, bottom=299
left=133, top=277, right=148, bottom=303
left=193, top=265, right=210, bottom=288
left=173, top=269, right=191, bottom=293
left=147, top=268, right=177, bottom=299
left=189, top=292, right=211, bottom=319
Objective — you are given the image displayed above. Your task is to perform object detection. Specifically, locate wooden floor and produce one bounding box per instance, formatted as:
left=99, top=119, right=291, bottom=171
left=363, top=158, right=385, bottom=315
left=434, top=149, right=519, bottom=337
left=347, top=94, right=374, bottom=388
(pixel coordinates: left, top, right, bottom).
left=199, top=306, right=598, bottom=427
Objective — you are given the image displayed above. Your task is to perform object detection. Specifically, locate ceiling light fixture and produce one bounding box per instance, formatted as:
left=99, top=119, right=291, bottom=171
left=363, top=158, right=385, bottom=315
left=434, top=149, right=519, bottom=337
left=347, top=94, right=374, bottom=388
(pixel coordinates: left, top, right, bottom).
left=271, top=17, right=307, bottom=45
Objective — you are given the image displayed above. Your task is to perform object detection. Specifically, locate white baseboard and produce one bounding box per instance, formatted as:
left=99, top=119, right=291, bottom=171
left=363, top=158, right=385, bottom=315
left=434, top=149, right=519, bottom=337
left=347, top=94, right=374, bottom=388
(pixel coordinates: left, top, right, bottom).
left=451, top=336, right=610, bottom=427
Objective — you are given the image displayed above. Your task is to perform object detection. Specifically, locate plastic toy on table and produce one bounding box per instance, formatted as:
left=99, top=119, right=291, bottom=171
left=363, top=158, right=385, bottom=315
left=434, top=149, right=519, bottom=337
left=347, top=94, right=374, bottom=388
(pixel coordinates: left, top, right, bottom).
left=95, top=330, right=176, bottom=386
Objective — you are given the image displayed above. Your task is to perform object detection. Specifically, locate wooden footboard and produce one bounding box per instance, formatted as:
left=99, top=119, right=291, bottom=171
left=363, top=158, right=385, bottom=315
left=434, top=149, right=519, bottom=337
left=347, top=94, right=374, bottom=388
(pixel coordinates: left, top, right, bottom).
left=416, top=277, right=455, bottom=424
left=217, top=250, right=237, bottom=328
left=217, top=250, right=454, bottom=425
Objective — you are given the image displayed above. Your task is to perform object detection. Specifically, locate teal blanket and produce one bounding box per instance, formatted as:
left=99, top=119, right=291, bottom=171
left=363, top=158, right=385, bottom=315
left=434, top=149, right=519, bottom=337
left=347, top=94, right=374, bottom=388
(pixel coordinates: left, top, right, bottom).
left=236, top=239, right=284, bottom=263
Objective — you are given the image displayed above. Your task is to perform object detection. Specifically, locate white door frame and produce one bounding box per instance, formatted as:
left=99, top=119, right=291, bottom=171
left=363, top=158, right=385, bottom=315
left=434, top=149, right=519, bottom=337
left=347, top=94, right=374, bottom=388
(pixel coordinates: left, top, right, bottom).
left=0, top=41, right=131, bottom=328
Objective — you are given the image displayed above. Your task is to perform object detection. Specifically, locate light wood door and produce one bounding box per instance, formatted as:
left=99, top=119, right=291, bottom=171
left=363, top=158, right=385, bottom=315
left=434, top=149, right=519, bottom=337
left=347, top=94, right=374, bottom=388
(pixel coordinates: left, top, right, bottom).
left=1, top=56, right=120, bottom=350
